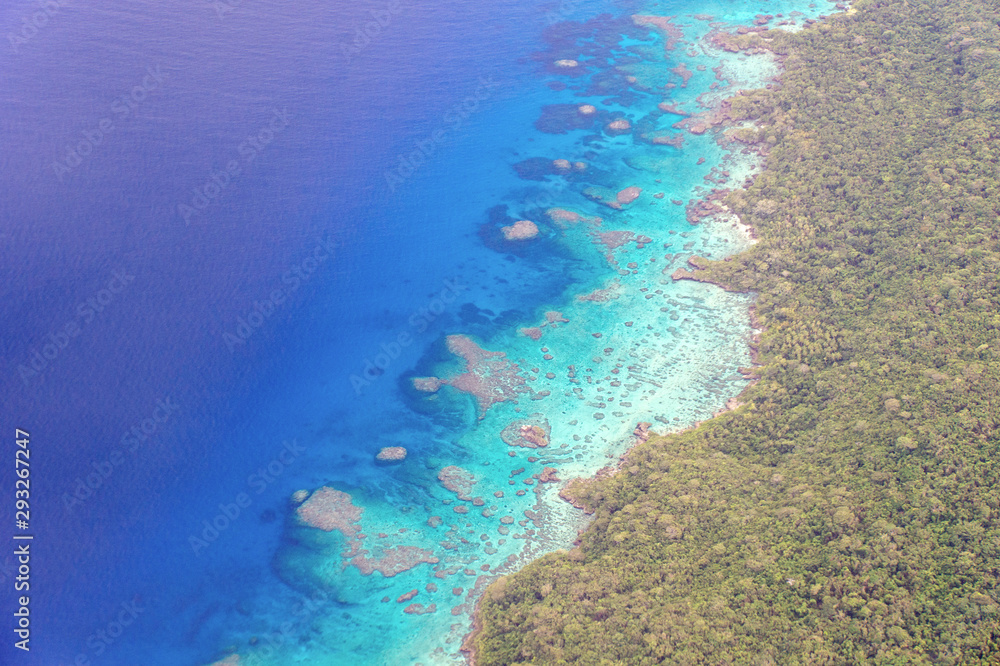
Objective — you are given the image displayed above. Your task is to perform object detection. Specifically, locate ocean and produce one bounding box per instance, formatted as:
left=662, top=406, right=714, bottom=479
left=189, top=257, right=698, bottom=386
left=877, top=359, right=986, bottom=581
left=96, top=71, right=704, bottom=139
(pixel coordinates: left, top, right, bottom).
left=0, top=0, right=830, bottom=663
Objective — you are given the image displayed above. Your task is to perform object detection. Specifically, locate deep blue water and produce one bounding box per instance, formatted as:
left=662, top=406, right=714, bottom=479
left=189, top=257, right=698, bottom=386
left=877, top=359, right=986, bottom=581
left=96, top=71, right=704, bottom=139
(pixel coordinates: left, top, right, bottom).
left=0, top=0, right=828, bottom=663
left=0, top=2, right=594, bottom=662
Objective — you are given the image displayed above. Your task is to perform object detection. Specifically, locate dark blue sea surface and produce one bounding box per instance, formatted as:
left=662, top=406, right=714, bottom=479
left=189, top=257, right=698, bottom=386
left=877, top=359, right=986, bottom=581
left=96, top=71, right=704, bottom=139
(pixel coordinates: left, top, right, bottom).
left=0, top=0, right=829, bottom=663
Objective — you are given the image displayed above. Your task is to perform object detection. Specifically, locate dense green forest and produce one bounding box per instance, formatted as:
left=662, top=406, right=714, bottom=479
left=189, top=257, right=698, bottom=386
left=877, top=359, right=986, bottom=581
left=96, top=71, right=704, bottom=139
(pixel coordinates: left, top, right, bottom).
left=469, top=0, right=1000, bottom=663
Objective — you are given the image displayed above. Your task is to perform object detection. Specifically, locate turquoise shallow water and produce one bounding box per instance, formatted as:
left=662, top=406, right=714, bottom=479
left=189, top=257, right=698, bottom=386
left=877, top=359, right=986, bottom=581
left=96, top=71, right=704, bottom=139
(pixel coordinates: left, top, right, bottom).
left=200, top=3, right=834, bottom=665
left=1, top=0, right=841, bottom=664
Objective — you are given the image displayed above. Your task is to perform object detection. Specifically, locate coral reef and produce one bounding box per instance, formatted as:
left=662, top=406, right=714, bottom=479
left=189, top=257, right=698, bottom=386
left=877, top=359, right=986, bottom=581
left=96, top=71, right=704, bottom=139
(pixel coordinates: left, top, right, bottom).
left=438, top=465, right=476, bottom=500
left=536, top=104, right=598, bottom=134
left=649, top=133, right=685, bottom=148
left=440, top=335, right=530, bottom=417
left=500, top=220, right=539, bottom=241
left=516, top=310, right=570, bottom=343
left=350, top=546, right=439, bottom=577
left=512, top=158, right=582, bottom=180
left=375, top=446, right=407, bottom=462
left=412, top=377, right=444, bottom=393
left=519, top=327, right=543, bottom=341
left=615, top=186, right=642, bottom=206
left=582, top=186, right=642, bottom=210
left=596, top=230, right=636, bottom=251
left=404, top=603, right=438, bottom=615
left=512, top=157, right=559, bottom=180
left=296, top=487, right=363, bottom=536
left=501, top=416, right=551, bottom=448
left=671, top=62, right=694, bottom=86
left=577, top=280, right=623, bottom=303
left=538, top=467, right=560, bottom=483
left=605, top=118, right=632, bottom=134
left=632, top=15, right=685, bottom=51
left=546, top=208, right=602, bottom=229
left=633, top=422, right=652, bottom=442
left=685, top=191, right=729, bottom=224
left=293, top=490, right=438, bottom=578
left=658, top=102, right=689, bottom=116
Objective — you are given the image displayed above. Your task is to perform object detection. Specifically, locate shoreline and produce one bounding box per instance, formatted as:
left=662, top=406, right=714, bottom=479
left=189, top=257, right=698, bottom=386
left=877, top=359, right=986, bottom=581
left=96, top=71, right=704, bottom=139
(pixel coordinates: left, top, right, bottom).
left=463, top=0, right=1000, bottom=660
left=204, top=5, right=844, bottom=665
left=460, top=6, right=836, bottom=663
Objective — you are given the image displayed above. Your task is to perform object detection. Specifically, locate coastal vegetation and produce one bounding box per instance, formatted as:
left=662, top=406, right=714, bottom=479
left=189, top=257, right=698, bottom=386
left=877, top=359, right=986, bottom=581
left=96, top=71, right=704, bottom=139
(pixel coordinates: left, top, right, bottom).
left=470, top=0, right=1000, bottom=662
